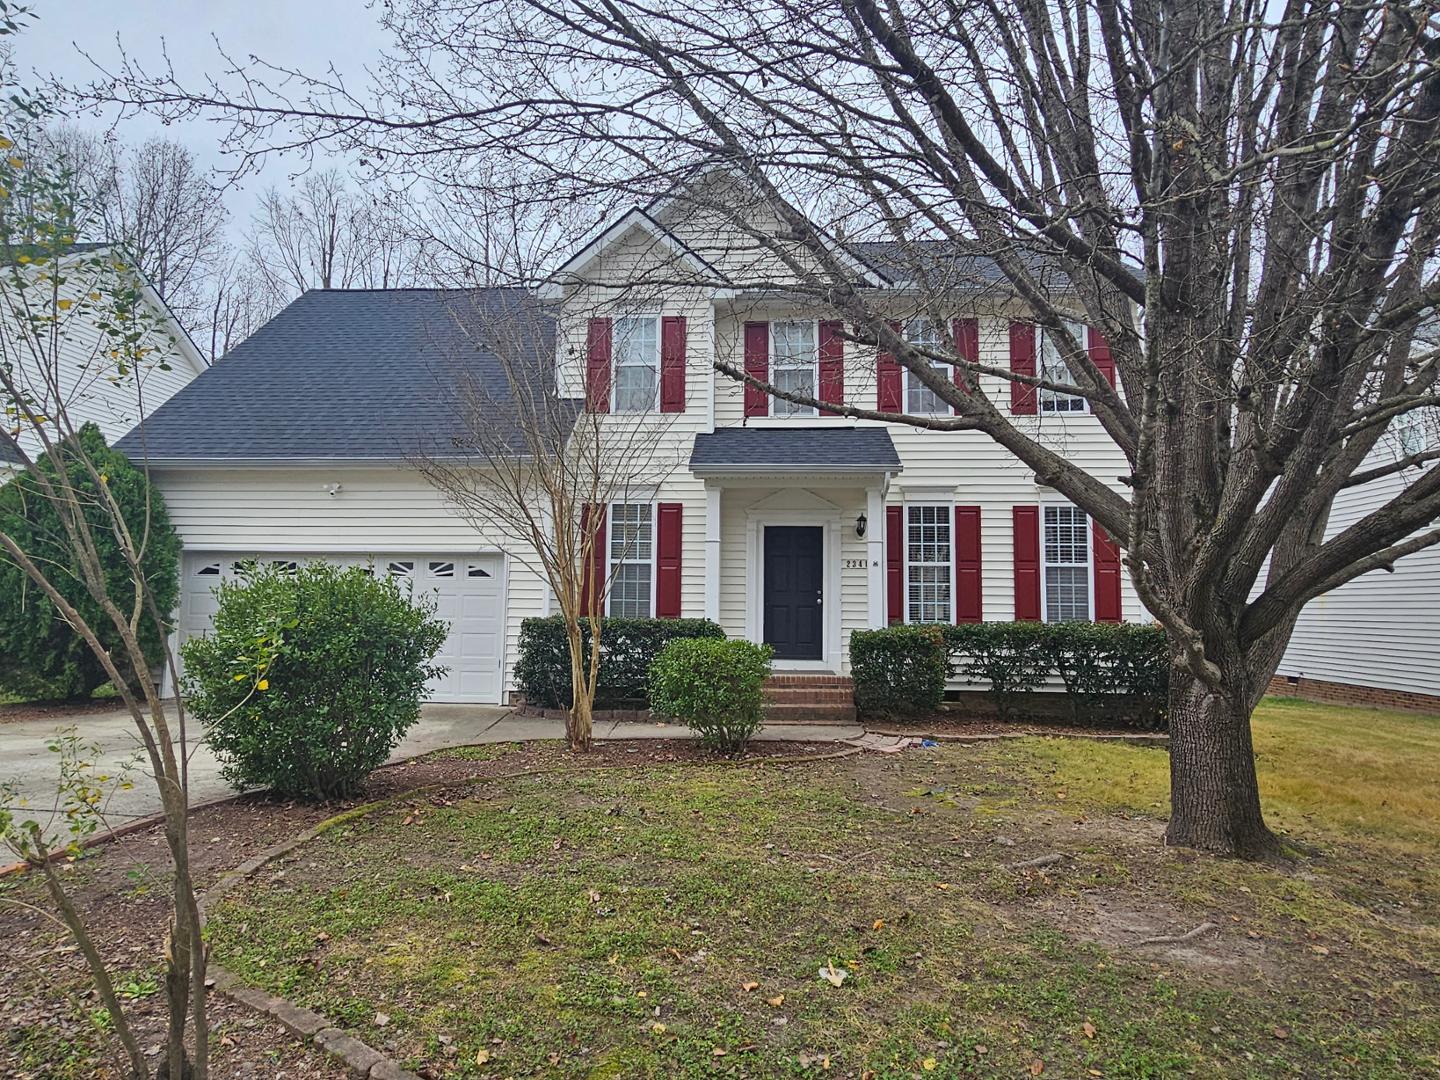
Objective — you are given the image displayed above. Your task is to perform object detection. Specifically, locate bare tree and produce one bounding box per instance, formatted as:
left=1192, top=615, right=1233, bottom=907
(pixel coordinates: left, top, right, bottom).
left=246, top=169, right=423, bottom=302
left=0, top=125, right=227, bottom=1079
left=414, top=291, right=682, bottom=751
left=77, top=0, right=1440, bottom=857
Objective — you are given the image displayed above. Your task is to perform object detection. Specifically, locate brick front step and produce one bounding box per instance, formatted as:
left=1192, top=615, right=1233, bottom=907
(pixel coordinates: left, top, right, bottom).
left=763, top=703, right=859, bottom=724
left=763, top=687, right=855, bottom=705
left=763, top=673, right=855, bottom=689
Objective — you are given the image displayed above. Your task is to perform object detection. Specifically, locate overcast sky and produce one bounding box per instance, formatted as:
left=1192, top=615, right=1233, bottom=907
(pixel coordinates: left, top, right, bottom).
left=18, top=0, right=391, bottom=237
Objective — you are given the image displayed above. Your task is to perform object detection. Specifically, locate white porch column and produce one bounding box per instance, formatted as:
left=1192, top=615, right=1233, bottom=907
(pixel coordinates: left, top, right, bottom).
left=866, top=485, right=886, bottom=628
left=704, top=483, right=722, bottom=622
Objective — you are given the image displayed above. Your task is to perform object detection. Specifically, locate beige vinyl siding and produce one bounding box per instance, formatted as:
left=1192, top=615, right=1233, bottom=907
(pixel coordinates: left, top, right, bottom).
left=1276, top=444, right=1440, bottom=697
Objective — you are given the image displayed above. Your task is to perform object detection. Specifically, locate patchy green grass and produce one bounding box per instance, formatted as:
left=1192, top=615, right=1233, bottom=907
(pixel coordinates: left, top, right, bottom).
left=206, top=699, right=1439, bottom=1079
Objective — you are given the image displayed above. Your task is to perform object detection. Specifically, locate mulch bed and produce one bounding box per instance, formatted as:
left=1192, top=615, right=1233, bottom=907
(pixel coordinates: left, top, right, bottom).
left=868, top=717, right=1164, bottom=739
left=0, top=697, right=124, bottom=725
left=0, top=737, right=837, bottom=1079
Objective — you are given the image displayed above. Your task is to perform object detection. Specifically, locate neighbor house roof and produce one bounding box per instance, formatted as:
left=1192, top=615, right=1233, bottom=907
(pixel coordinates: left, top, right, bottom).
left=0, top=431, right=22, bottom=466
left=117, top=288, right=567, bottom=465
left=689, top=426, right=901, bottom=475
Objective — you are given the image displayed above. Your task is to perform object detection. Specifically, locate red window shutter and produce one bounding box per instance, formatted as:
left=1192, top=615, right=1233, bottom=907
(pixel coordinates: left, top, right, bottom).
left=818, top=320, right=844, bottom=414
left=877, top=320, right=903, bottom=411
left=1009, top=322, right=1037, bottom=415
left=743, top=321, right=769, bottom=417
left=1088, top=326, right=1116, bottom=389
left=951, top=318, right=978, bottom=412
left=1093, top=520, right=1123, bottom=622
left=1012, top=505, right=1041, bottom=621
left=660, top=316, right=686, bottom=412
left=954, top=505, right=983, bottom=622
left=886, top=505, right=904, bottom=624
left=586, top=318, right=611, bottom=414
left=580, top=503, right=607, bottom=617
left=655, top=502, right=683, bottom=618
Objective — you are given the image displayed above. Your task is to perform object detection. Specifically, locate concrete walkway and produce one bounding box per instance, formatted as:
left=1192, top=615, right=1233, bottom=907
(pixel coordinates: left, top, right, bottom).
left=1, top=703, right=862, bottom=838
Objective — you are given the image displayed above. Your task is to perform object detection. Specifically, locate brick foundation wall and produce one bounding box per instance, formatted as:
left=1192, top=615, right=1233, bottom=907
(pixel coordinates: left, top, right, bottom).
left=1268, top=674, right=1440, bottom=715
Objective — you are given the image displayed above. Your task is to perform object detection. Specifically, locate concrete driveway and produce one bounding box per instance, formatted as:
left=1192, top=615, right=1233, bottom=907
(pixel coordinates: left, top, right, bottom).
left=0, top=702, right=514, bottom=839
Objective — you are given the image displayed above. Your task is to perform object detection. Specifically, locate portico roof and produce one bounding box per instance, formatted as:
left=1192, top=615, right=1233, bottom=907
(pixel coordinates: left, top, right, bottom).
left=689, top=426, right=901, bottom=476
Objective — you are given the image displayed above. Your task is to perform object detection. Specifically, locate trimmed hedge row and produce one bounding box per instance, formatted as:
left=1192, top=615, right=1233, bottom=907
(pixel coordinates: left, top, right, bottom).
left=850, top=621, right=1170, bottom=730
left=514, top=615, right=726, bottom=709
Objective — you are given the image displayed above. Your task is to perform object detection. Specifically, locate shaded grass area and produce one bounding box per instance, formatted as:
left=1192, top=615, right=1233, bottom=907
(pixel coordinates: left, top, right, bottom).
left=207, top=700, right=1438, bottom=1079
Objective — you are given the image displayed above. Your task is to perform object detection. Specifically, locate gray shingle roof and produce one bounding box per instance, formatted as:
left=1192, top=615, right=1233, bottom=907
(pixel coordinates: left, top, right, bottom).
left=117, top=288, right=569, bottom=463
left=847, top=240, right=1066, bottom=289
left=0, top=431, right=21, bottom=466
left=690, top=426, right=901, bottom=473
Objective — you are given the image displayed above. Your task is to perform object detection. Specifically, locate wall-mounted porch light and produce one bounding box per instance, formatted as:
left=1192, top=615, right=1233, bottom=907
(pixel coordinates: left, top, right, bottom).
left=855, top=512, right=867, bottom=538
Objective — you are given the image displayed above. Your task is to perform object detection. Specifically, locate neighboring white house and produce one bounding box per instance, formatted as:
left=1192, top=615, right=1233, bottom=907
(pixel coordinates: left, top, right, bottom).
left=120, top=174, right=1147, bottom=705
left=1, top=244, right=207, bottom=474
left=1273, top=408, right=1440, bottom=711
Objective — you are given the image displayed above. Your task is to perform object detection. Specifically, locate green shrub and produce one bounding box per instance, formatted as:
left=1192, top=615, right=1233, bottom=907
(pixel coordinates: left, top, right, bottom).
left=946, top=622, right=1053, bottom=721
left=849, top=620, right=1170, bottom=729
left=514, top=615, right=725, bottom=709
left=849, top=625, right=948, bottom=720
left=0, top=424, right=180, bottom=700
left=181, top=562, right=448, bottom=800
left=649, top=638, right=773, bottom=752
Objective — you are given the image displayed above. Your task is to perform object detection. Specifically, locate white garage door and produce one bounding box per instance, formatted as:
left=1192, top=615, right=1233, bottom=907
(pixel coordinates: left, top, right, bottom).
left=177, top=552, right=505, bottom=704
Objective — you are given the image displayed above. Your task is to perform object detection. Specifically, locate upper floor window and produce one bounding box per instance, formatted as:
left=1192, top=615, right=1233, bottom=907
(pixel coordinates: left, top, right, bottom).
left=906, top=505, right=952, bottom=623
left=1043, top=504, right=1090, bottom=621
left=1397, top=413, right=1430, bottom=458
left=1040, top=322, right=1088, bottom=413
left=771, top=320, right=817, bottom=417
left=613, top=316, right=659, bottom=412
left=608, top=502, right=654, bottom=618
left=905, top=319, right=950, bottom=415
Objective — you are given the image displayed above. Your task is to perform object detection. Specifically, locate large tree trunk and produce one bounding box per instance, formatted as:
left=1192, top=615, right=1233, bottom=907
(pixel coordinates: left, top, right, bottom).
left=1164, top=665, right=1282, bottom=859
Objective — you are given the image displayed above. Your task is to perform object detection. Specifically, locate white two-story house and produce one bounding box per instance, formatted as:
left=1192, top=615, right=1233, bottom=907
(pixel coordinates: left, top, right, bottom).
left=121, top=174, right=1146, bottom=704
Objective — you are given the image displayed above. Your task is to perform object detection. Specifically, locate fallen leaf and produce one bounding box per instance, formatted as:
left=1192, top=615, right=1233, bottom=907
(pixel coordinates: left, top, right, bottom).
left=474, top=1047, right=491, bottom=1065
left=1083, top=1021, right=1096, bottom=1039
left=922, top=1058, right=938, bottom=1071
left=818, top=963, right=849, bottom=987
left=374, top=1012, right=390, bottom=1028
left=872, top=919, right=885, bottom=931
left=651, top=1023, right=667, bottom=1034
left=974, top=1045, right=988, bottom=1055
left=767, top=994, right=785, bottom=1007
left=935, top=883, right=951, bottom=891
left=741, top=981, right=759, bottom=991
left=1030, top=1059, right=1045, bottom=1075
left=588, top=889, right=602, bottom=902
left=712, top=1047, right=728, bottom=1057
left=1310, top=945, right=1330, bottom=956
left=1273, top=1027, right=1290, bottom=1040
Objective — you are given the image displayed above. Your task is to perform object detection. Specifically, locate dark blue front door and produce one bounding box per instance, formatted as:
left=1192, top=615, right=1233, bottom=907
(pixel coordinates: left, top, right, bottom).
left=763, top=526, right=823, bottom=661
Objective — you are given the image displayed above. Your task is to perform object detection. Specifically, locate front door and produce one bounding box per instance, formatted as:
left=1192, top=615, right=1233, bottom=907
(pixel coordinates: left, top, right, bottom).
left=763, top=526, right=824, bottom=661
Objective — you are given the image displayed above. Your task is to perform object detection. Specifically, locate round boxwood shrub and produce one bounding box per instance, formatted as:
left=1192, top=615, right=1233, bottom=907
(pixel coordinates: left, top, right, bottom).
left=849, top=624, right=948, bottom=720
left=181, top=561, right=448, bottom=800
left=0, top=423, right=179, bottom=700
left=648, top=637, right=773, bottom=752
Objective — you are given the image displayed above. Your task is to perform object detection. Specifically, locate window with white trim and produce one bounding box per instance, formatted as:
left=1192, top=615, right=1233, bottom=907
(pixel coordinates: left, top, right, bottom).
left=905, top=505, right=952, bottom=623
left=613, top=316, right=659, bottom=412
left=608, top=502, right=654, bottom=618
left=1040, top=321, right=1088, bottom=413
left=1397, top=413, right=1429, bottom=458
left=771, top=320, right=817, bottom=416
left=905, top=319, right=950, bottom=415
left=1043, top=504, right=1091, bottom=622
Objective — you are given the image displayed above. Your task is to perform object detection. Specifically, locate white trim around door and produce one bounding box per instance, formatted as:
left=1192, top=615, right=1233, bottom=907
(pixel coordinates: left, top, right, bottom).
left=744, top=503, right=845, bottom=672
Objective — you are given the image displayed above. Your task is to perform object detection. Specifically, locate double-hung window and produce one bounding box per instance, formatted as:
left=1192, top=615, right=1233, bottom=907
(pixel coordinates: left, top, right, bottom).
left=906, top=505, right=952, bottom=623
left=1040, top=321, right=1088, bottom=413
left=1397, top=413, right=1429, bottom=457
left=613, top=316, right=659, bottom=412
left=608, top=502, right=654, bottom=618
left=1042, top=504, right=1091, bottom=622
left=905, top=319, right=950, bottom=415
left=771, top=320, right=817, bottom=416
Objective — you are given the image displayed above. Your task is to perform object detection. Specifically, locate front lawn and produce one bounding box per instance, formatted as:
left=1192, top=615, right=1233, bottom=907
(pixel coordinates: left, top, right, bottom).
left=206, top=698, right=1439, bottom=1078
